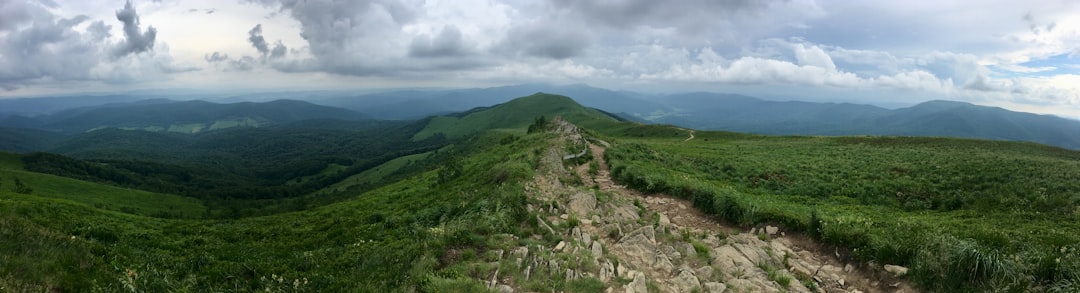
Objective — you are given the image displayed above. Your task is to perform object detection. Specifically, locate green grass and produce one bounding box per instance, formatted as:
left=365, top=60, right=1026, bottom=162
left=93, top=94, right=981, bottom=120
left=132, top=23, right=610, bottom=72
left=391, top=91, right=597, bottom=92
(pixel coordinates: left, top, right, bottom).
left=321, top=151, right=433, bottom=192
left=1, top=156, right=206, bottom=219
left=0, top=131, right=545, bottom=292
left=413, top=93, right=620, bottom=140
left=602, top=131, right=1080, bottom=292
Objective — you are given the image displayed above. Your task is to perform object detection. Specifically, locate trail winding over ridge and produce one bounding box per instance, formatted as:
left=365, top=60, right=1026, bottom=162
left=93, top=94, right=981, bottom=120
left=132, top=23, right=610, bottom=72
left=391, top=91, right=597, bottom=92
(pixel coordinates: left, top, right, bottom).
left=504, top=118, right=916, bottom=292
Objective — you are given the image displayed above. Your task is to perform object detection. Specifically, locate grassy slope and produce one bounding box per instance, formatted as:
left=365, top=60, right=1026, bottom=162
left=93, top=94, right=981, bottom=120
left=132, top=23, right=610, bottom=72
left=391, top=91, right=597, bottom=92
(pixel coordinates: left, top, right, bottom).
left=601, top=131, right=1080, bottom=291
left=413, top=93, right=620, bottom=140
left=321, top=151, right=433, bottom=193
left=0, top=131, right=545, bottom=292
left=0, top=153, right=206, bottom=218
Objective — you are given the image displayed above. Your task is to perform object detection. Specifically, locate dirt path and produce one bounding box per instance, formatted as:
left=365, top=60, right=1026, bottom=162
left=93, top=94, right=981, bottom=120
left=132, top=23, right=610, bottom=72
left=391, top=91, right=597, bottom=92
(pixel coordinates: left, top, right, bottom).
left=684, top=130, right=695, bottom=142
left=583, top=143, right=916, bottom=293
left=507, top=118, right=915, bottom=293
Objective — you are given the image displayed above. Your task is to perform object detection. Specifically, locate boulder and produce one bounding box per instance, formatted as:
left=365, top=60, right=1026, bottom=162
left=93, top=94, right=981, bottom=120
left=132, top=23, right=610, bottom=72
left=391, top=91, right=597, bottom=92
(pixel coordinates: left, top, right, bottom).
left=600, top=260, right=615, bottom=281
left=703, top=282, right=727, bottom=293
left=591, top=241, right=604, bottom=259
left=625, top=271, right=648, bottom=293
left=673, top=269, right=701, bottom=292
left=765, top=225, right=779, bottom=236
left=884, top=264, right=909, bottom=276
left=568, top=191, right=597, bottom=217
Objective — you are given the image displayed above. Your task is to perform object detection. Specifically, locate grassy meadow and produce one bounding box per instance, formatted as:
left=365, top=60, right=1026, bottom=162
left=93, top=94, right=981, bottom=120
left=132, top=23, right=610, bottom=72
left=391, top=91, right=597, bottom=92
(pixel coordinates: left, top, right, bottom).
left=599, top=126, right=1080, bottom=291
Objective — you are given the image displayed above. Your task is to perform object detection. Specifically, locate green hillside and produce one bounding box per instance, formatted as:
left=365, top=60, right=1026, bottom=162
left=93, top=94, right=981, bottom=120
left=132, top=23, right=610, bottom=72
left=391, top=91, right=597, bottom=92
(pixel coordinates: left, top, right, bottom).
left=602, top=131, right=1080, bottom=291
left=0, top=131, right=543, bottom=291
left=5, top=93, right=1080, bottom=292
left=413, top=92, right=621, bottom=140
left=0, top=152, right=206, bottom=218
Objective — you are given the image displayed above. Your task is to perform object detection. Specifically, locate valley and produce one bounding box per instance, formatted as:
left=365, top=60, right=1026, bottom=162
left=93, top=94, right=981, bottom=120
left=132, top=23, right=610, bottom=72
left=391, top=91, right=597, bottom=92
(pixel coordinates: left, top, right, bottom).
left=0, top=93, right=1078, bottom=292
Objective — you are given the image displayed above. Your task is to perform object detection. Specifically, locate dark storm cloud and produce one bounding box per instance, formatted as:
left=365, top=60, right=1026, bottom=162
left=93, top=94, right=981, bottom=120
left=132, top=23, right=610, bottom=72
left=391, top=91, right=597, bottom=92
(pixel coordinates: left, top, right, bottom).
left=113, top=0, right=157, bottom=57
left=248, top=24, right=270, bottom=55
left=408, top=26, right=469, bottom=58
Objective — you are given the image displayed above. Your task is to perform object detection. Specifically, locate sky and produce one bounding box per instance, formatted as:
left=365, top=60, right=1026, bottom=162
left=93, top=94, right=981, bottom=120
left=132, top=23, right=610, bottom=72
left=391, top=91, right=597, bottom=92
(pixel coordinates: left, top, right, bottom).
left=1, top=0, right=1079, bottom=118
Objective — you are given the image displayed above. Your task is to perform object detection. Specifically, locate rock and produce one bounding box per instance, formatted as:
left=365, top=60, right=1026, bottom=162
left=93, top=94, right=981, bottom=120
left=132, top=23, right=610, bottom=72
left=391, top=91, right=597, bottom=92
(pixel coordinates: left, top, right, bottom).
left=582, top=232, right=592, bottom=246
left=844, top=263, right=855, bottom=273
left=592, top=215, right=603, bottom=225
left=496, top=284, right=514, bottom=293
left=524, top=265, right=531, bottom=280
left=765, top=225, right=779, bottom=236
left=673, top=269, right=701, bottom=292
left=600, top=260, right=615, bottom=281
left=554, top=241, right=567, bottom=252
left=695, top=266, right=714, bottom=281
left=654, top=253, right=675, bottom=273
left=625, top=271, right=648, bottom=293
left=572, top=227, right=583, bottom=243
left=591, top=241, right=604, bottom=259
left=681, top=242, right=697, bottom=257
left=713, top=246, right=754, bottom=277
left=568, top=191, right=597, bottom=217
left=703, top=282, right=727, bottom=293
left=512, top=246, right=529, bottom=259
left=566, top=268, right=575, bottom=280
left=617, top=262, right=630, bottom=278
left=838, top=278, right=846, bottom=287
left=659, top=212, right=672, bottom=226
left=622, top=226, right=656, bottom=243
left=884, top=264, right=909, bottom=276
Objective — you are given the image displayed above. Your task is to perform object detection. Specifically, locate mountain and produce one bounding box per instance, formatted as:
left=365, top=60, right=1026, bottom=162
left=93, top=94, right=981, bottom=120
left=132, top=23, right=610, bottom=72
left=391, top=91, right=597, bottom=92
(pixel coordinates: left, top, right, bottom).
left=648, top=93, right=1080, bottom=149
left=412, top=92, right=623, bottom=140
left=14, top=99, right=365, bottom=134
left=318, top=83, right=669, bottom=120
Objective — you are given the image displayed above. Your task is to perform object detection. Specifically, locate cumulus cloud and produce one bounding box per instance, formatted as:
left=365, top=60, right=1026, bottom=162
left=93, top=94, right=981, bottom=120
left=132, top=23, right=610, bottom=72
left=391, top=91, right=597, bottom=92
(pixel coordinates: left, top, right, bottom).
left=113, top=0, right=157, bottom=57
left=248, top=24, right=270, bottom=56
left=0, top=0, right=188, bottom=90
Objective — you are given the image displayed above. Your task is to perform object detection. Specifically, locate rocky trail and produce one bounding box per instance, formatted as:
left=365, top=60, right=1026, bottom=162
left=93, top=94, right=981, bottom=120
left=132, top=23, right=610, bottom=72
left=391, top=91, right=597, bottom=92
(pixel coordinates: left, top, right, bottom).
left=499, top=119, right=916, bottom=293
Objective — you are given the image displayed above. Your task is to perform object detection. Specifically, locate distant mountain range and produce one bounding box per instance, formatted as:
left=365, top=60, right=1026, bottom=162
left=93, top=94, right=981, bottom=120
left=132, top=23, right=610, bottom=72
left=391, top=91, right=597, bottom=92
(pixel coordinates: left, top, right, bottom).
left=2, top=84, right=1079, bottom=149
left=1, top=99, right=364, bottom=134
left=649, top=93, right=1080, bottom=149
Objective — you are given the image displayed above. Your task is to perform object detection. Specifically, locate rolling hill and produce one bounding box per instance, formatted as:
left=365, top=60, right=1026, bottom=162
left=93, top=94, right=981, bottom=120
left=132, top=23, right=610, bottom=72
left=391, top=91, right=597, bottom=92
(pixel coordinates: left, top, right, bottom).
left=2, top=94, right=1080, bottom=291
left=650, top=93, right=1080, bottom=149
left=4, top=99, right=365, bottom=134
left=412, top=92, right=623, bottom=140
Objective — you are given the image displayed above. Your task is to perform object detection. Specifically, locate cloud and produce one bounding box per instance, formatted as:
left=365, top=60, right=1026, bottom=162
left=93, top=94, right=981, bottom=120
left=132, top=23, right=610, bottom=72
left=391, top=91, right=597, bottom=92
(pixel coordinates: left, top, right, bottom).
left=113, top=0, right=157, bottom=57
left=248, top=24, right=269, bottom=56
left=270, top=41, right=287, bottom=59
left=205, top=52, right=229, bottom=63
left=498, top=21, right=590, bottom=59
left=0, top=0, right=189, bottom=90
left=408, top=25, right=469, bottom=58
